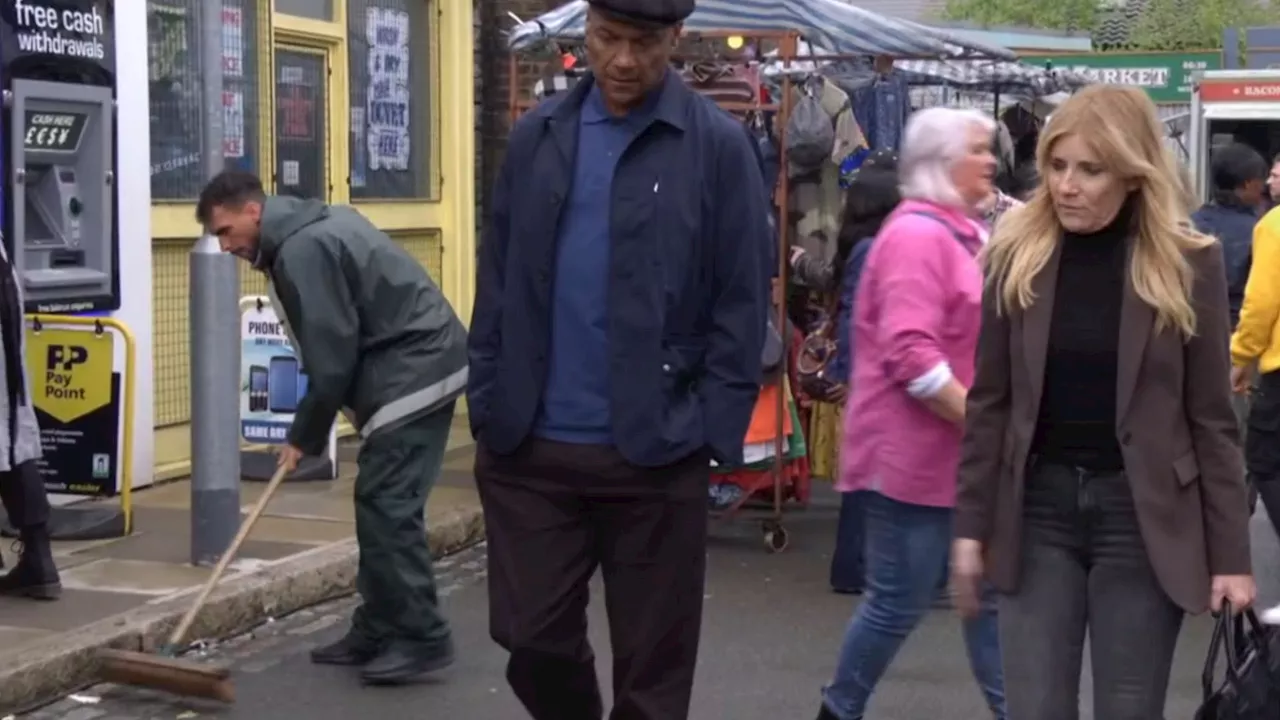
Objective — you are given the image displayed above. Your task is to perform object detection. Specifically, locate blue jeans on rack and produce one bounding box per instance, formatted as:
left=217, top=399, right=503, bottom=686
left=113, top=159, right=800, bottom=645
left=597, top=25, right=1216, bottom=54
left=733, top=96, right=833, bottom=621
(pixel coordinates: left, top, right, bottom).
left=821, top=492, right=1006, bottom=720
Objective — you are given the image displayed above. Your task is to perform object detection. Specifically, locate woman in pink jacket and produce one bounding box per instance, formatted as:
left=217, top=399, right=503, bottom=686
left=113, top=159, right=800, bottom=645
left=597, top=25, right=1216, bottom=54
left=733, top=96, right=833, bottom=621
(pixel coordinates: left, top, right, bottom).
left=816, top=107, right=1006, bottom=720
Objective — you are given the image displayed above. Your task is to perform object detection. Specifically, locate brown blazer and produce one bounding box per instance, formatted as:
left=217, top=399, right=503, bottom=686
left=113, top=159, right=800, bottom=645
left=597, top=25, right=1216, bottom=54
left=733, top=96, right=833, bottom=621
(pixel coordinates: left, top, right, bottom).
left=955, top=239, right=1251, bottom=613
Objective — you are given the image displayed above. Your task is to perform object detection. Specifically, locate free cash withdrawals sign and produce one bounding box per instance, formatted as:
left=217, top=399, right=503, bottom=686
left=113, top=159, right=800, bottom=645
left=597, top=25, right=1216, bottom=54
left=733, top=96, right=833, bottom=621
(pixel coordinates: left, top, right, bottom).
left=26, top=324, right=122, bottom=496
left=1019, top=51, right=1222, bottom=104
left=3, top=0, right=113, bottom=66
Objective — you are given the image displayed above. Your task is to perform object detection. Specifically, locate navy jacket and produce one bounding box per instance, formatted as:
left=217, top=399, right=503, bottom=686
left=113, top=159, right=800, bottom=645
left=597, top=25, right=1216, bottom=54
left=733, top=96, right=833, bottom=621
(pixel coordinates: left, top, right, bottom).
left=830, top=238, right=874, bottom=385
left=467, top=72, right=772, bottom=467
left=1192, top=202, right=1258, bottom=327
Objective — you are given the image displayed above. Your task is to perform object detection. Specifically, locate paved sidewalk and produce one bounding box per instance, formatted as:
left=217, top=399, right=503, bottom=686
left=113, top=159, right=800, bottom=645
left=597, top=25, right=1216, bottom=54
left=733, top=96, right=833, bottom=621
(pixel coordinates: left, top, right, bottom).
left=0, top=421, right=483, bottom=714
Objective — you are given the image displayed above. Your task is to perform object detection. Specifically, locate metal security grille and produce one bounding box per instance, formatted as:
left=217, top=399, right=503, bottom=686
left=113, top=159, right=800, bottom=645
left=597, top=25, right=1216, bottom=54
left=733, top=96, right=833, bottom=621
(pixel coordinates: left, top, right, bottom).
left=346, top=0, right=432, bottom=199
left=150, top=0, right=272, bottom=428
left=146, top=0, right=264, bottom=200
left=393, top=231, right=444, bottom=284
left=152, top=239, right=196, bottom=427
left=241, top=264, right=269, bottom=297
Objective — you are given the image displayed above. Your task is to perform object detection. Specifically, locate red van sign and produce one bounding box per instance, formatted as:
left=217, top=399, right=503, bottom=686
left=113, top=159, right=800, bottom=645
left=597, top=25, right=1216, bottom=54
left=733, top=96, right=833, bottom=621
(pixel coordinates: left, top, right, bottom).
left=1199, top=80, right=1280, bottom=102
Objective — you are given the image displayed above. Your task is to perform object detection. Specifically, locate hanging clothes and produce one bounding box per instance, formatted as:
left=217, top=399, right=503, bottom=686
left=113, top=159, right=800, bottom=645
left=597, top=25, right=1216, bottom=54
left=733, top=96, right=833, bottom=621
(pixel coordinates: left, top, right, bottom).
left=745, top=112, right=780, bottom=200
left=850, top=70, right=909, bottom=151
left=788, top=76, right=866, bottom=274
left=681, top=61, right=758, bottom=106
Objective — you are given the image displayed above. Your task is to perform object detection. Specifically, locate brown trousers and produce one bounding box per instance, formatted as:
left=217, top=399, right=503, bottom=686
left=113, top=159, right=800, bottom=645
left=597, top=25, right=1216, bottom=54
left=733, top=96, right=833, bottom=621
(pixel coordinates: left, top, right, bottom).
left=476, top=439, right=709, bottom=720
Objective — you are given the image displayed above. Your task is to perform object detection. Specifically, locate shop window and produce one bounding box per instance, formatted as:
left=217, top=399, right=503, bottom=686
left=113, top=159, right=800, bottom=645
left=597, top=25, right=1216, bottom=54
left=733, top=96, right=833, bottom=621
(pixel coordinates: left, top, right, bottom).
left=347, top=0, right=431, bottom=199
left=275, top=0, right=333, bottom=20
left=147, top=0, right=261, bottom=201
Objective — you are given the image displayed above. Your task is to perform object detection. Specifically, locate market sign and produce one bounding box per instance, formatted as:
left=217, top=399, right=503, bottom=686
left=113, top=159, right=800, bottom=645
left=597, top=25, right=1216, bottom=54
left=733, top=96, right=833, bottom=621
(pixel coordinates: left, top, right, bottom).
left=1019, top=51, right=1223, bottom=104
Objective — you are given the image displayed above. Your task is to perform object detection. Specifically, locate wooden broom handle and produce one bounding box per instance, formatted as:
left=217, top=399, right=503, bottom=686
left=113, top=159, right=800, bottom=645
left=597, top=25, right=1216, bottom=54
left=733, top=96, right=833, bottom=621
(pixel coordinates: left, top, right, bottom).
left=167, top=464, right=291, bottom=648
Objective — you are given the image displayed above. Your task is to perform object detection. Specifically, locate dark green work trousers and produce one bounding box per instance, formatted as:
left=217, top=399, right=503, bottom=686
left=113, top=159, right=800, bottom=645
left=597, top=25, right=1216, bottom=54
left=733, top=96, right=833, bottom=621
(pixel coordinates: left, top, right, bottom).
left=350, top=401, right=455, bottom=649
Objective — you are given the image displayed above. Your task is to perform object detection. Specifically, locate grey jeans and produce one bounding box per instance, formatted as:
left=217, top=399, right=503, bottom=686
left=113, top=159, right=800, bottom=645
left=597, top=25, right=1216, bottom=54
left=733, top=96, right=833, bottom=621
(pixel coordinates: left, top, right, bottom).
left=998, top=462, right=1184, bottom=720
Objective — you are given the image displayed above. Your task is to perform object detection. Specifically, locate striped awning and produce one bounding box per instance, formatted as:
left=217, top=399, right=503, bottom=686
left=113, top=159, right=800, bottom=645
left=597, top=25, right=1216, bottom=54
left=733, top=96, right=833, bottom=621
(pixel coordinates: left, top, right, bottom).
left=896, top=59, right=1093, bottom=95
left=507, top=0, right=1016, bottom=60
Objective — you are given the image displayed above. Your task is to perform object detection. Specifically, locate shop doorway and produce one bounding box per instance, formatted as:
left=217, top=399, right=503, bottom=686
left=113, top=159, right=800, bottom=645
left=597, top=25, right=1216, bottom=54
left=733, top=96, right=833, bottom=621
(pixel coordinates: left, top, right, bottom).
left=274, top=45, right=330, bottom=201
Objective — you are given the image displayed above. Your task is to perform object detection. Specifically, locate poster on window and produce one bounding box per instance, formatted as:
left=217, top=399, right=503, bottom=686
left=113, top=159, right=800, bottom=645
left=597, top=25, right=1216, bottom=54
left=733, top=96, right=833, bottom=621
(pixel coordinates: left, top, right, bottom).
left=222, top=6, right=244, bottom=78
left=224, top=90, right=245, bottom=158
left=350, top=107, right=367, bottom=188
left=364, top=7, right=410, bottom=172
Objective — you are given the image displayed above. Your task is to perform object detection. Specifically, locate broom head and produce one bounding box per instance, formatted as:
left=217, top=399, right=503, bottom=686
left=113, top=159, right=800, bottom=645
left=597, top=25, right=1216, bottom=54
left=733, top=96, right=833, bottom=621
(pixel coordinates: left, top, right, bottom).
left=96, top=648, right=235, bottom=703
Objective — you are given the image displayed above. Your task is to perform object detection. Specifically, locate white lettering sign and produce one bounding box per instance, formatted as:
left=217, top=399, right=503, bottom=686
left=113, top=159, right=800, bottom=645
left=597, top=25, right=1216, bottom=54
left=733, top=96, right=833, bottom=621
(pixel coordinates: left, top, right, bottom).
left=1058, top=65, right=1171, bottom=89
left=1244, top=84, right=1280, bottom=98
left=13, top=0, right=107, bottom=60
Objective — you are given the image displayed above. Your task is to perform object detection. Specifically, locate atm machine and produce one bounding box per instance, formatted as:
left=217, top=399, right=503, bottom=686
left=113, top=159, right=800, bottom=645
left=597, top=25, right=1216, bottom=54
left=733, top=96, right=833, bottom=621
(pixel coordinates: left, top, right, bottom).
left=0, top=0, right=126, bottom=540
left=4, top=79, right=116, bottom=312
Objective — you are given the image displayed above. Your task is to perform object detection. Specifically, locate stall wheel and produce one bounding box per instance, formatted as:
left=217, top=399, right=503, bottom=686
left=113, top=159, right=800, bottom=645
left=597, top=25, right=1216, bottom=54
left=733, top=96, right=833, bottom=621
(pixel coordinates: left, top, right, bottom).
left=762, top=521, right=789, bottom=553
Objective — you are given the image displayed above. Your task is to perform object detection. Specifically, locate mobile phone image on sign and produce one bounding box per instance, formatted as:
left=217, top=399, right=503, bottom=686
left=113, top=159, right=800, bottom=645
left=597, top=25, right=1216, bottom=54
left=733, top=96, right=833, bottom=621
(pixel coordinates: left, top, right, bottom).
left=249, top=365, right=268, bottom=412
left=268, top=356, right=299, bottom=414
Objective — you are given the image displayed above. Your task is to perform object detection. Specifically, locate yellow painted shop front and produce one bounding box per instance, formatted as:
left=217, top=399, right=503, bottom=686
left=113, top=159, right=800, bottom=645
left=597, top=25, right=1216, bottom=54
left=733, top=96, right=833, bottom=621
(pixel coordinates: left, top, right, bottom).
left=145, top=0, right=475, bottom=479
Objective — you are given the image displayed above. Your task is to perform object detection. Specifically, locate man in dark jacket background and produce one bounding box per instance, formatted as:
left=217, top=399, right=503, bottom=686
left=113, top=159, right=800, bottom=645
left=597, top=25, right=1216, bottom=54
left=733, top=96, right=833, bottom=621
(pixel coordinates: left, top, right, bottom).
left=1193, top=142, right=1267, bottom=329
left=467, top=0, right=771, bottom=717
left=196, top=171, right=469, bottom=686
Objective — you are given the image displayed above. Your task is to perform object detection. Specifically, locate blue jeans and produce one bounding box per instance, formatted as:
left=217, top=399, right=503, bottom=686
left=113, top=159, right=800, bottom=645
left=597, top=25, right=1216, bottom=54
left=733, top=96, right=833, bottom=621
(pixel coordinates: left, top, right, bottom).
left=822, top=492, right=1006, bottom=720
left=830, top=491, right=866, bottom=592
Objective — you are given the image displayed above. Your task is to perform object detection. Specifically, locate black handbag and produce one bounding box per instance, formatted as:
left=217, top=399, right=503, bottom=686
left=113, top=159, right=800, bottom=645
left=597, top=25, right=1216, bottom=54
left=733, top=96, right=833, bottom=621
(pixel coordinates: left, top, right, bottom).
left=1197, top=604, right=1280, bottom=719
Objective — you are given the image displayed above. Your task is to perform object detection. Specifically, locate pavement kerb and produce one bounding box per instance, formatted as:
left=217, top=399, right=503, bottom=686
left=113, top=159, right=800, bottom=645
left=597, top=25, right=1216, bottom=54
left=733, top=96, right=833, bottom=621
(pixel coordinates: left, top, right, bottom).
left=0, top=504, right=486, bottom=715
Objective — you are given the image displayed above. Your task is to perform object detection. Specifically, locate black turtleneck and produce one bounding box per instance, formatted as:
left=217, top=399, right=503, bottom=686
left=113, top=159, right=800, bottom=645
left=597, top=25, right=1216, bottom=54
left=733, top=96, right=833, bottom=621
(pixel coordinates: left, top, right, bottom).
left=1030, top=207, right=1131, bottom=472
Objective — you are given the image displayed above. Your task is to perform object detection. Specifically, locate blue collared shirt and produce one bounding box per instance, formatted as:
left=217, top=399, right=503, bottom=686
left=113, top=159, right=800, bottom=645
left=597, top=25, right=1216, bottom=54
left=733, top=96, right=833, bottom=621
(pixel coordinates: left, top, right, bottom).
left=534, top=84, right=656, bottom=444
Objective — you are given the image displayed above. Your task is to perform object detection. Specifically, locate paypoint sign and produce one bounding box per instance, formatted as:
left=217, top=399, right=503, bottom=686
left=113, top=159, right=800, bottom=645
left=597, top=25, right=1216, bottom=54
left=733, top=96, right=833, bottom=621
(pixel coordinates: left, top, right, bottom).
left=26, top=326, right=121, bottom=496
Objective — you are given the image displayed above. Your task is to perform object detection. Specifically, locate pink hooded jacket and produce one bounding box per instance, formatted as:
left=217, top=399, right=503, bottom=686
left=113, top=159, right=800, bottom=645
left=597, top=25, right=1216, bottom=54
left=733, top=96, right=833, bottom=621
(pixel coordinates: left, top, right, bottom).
left=837, top=199, right=986, bottom=508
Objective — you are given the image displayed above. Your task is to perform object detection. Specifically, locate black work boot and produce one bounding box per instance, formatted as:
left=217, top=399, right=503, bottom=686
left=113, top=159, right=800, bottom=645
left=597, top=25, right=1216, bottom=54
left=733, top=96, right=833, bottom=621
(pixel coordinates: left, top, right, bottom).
left=815, top=705, right=842, bottom=720
left=0, top=525, right=61, bottom=600
left=309, top=630, right=382, bottom=666
left=360, top=638, right=455, bottom=685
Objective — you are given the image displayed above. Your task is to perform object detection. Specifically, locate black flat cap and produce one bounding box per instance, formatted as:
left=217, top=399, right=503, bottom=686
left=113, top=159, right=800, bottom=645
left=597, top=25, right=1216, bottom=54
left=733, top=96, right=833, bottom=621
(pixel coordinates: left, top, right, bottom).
left=587, top=0, right=694, bottom=28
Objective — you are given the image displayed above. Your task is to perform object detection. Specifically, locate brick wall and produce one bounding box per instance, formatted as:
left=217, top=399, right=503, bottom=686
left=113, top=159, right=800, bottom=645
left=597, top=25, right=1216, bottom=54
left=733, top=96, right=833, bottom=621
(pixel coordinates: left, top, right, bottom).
left=475, top=0, right=564, bottom=225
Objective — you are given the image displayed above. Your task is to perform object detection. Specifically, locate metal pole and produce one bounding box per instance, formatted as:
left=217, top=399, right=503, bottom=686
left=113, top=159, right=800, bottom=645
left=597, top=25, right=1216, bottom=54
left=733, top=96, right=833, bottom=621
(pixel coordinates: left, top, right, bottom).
left=190, top=0, right=241, bottom=566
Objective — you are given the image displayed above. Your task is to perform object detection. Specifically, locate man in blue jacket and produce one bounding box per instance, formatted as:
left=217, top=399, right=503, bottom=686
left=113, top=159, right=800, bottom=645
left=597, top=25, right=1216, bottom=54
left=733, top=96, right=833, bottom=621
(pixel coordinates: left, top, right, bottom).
left=1193, top=142, right=1267, bottom=329
left=1193, top=143, right=1265, bottom=516
left=467, top=0, right=771, bottom=716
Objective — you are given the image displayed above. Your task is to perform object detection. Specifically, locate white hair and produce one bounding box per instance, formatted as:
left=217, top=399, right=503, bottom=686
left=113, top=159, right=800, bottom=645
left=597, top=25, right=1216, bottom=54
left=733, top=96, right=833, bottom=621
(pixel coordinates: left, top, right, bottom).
left=899, top=107, right=997, bottom=207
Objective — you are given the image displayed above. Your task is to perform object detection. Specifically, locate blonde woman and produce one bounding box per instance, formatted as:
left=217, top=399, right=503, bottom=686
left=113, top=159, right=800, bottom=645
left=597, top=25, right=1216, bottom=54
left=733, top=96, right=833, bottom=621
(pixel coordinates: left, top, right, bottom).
left=951, top=84, right=1255, bottom=717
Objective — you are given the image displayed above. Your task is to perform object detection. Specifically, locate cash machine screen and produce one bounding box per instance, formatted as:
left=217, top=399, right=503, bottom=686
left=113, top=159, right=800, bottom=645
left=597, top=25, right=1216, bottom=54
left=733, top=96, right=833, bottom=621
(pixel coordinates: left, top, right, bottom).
left=23, top=112, right=88, bottom=154
left=7, top=81, right=114, bottom=311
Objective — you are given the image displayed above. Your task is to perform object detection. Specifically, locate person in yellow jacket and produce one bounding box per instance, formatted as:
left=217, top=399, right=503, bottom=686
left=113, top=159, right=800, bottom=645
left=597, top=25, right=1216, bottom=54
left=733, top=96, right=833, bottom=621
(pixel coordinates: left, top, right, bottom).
left=1231, top=205, right=1280, bottom=540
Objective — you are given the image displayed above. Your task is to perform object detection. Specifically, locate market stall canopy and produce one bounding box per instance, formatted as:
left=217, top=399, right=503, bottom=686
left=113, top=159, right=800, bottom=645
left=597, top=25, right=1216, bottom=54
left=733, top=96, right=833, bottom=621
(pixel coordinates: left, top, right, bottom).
left=758, top=41, right=1084, bottom=96
left=507, top=0, right=1017, bottom=60
left=896, top=59, right=1093, bottom=95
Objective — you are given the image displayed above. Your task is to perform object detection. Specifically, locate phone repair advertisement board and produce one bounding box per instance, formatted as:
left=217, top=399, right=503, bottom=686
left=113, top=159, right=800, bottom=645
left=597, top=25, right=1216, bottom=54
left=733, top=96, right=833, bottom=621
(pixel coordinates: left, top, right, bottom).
left=25, top=316, right=131, bottom=497
left=240, top=296, right=336, bottom=481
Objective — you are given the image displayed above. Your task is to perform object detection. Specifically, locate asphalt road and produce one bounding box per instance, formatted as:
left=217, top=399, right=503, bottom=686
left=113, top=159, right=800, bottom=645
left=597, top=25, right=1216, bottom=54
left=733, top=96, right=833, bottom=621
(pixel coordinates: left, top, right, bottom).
left=23, top=487, right=1280, bottom=720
